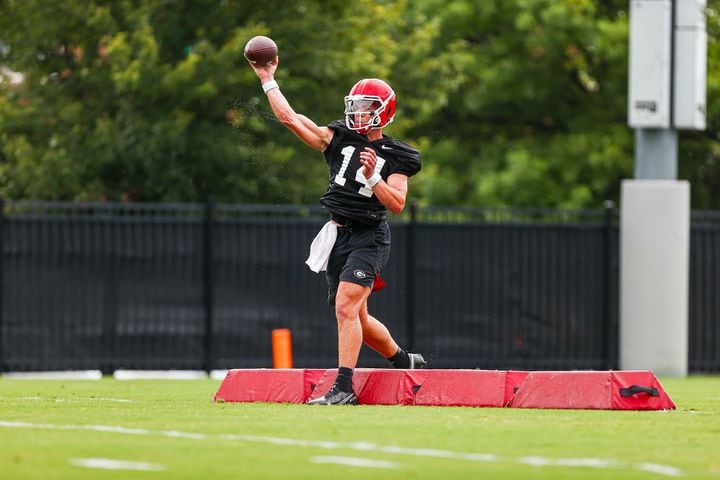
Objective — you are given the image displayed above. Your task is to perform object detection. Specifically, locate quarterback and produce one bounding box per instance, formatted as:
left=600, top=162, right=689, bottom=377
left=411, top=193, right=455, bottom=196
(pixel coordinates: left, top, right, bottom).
left=249, top=57, right=426, bottom=405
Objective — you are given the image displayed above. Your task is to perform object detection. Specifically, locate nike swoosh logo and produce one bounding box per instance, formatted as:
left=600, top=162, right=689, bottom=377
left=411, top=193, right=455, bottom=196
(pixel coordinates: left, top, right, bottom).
left=380, top=145, right=393, bottom=150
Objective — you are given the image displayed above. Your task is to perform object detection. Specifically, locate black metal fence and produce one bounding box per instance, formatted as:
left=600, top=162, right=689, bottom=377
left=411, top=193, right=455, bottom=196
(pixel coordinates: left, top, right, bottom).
left=689, top=210, right=720, bottom=372
left=0, top=200, right=718, bottom=372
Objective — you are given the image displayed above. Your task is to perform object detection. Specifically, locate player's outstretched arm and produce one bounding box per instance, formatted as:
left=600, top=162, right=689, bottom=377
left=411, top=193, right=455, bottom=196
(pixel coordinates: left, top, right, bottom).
left=249, top=61, right=333, bottom=152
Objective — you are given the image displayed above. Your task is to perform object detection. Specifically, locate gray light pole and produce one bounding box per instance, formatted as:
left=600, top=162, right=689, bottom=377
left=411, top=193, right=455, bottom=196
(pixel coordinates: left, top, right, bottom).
left=621, top=0, right=706, bottom=377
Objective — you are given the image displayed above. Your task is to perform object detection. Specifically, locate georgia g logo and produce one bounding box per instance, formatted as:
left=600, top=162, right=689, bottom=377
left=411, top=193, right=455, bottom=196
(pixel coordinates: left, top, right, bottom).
left=353, top=270, right=368, bottom=279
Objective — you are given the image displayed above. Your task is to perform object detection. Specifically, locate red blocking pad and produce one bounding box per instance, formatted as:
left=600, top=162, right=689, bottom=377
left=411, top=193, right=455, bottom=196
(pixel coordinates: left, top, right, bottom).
left=213, top=369, right=325, bottom=403
left=306, top=369, right=513, bottom=406
left=354, top=369, right=418, bottom=405
left=504, top=370, right=530, bottom=406
left=413, top=370, right=509, bottom=407
left=305, top=369, right=339, bottom=403
left=610, top=370, right=676, bottom=410
left=215, top=369, right=675, bottom=410
left=511, top=371, right=613, bottom=409
left=305, top=369, right=419, bottom=405
left=510, top=370, right=676, bottom=410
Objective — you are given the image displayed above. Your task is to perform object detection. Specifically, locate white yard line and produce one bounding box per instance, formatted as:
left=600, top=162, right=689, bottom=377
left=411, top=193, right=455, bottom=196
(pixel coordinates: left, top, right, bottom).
left=0, top=396, right=134, bottom=403
left=637, top=463, right=684, bottom=477
left=55, top=397, right=135, bottom=403
left=518, top=456, right=616, bottom=468
left=0, top=420, right=684, bottom=477
left=310, top=456, right=400, bottom=469
left=69, top=457, right=165, bottom=471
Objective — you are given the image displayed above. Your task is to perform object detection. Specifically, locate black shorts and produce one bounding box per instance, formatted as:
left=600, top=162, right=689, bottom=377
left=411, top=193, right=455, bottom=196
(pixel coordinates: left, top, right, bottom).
left=325, top=219, right=391, bottom=306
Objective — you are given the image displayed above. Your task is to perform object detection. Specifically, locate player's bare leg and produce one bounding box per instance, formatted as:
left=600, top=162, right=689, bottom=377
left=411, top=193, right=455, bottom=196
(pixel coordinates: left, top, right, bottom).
left=359, top=301, right=399, bottom=357
left=334, top=281, right=368, bottom=368
left=308, top=280, right=367, bottom=405
left=359, top=298, right=427, bottom=369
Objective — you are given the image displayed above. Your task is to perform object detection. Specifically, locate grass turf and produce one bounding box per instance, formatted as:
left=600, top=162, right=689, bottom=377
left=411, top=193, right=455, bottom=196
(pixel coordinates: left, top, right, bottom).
left=0, top=375, right=718, bottom=479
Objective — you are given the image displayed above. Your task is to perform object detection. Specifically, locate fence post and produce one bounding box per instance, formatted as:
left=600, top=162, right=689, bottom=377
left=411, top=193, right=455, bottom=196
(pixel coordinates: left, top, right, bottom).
left=0, top=198, right=4, bottom=372
left=602, top=200, right=616, bottom=370
left=202, top=200, right=215, bottom=374
left=405, top=200, right=418, bottom=351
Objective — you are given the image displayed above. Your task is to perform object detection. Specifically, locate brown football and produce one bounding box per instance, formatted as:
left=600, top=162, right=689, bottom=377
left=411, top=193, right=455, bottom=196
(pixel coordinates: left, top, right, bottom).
left=244, top=35, right=278, bottom=67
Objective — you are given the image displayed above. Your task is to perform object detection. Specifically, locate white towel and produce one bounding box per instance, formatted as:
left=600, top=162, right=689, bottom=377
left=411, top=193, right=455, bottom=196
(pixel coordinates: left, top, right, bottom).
left=305, top=221, right=338, bottom=273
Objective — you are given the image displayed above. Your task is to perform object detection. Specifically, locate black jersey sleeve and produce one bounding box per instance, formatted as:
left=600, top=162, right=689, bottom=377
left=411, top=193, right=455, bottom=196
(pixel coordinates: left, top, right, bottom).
left=387, top=139, right=421, bottom=178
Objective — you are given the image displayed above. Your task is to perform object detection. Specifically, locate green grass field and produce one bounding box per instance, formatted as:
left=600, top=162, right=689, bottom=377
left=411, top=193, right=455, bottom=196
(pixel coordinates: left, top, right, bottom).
left=1, top=375, right=718, bottom=479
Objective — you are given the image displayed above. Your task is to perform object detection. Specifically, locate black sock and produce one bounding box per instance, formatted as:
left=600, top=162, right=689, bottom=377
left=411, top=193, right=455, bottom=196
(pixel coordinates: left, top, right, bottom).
left=388, top=348, right=410, bottom=369
left=334, top=367, right=354, bottom=393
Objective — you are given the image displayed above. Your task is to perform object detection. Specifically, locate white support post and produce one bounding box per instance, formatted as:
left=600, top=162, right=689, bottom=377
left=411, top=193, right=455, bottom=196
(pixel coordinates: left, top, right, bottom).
left=620, top=181, right=690, bottom=376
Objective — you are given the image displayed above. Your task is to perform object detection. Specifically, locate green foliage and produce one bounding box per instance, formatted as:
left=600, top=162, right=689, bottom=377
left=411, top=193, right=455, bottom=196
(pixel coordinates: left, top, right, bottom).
left=0, top=0, right=718, bottom=208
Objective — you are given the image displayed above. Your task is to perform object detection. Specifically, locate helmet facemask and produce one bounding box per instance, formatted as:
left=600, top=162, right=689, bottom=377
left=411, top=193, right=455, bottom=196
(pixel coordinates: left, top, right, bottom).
left=344, top=95, right=392, bottom=134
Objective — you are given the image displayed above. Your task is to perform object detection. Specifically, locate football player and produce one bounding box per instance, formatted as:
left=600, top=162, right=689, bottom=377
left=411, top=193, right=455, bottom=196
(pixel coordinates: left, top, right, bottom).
left=249, top=58, right=426, bottom=405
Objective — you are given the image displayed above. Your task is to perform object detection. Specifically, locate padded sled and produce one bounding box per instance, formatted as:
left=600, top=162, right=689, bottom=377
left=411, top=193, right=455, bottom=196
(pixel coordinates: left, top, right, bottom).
left=510, top=370, right=676, bottom=410
left=213, top=368, right=324, bottom=403
left=214, top=368, right=675, bottom=410
left=305, top=369, right=514, bottom=406
left=307, top=369, right=420, bottom=405
left=412, top=369, right=511, bottom=407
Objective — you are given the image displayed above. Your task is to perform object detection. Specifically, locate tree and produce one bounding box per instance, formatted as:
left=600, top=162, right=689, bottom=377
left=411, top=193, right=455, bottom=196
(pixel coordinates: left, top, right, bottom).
left=1, top=0, right=719, bottom=209
left=400, top=0, right=630, bottom=207
left=0, top=0, right=336, bottom=202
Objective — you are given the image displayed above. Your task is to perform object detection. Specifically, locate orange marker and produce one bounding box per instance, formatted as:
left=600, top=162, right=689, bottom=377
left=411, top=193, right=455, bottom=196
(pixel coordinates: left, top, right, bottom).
left=272, top=328, right=293, bottom=368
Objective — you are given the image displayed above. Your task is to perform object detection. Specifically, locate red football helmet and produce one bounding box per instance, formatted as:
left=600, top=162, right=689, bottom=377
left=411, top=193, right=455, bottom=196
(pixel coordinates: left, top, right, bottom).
left=344, top=78, right=396, bottom=134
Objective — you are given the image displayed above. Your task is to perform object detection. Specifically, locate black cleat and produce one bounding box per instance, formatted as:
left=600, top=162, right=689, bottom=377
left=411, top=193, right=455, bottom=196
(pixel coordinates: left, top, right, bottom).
left=408, top=352, right=427, bottom=369
left=307, top=386, right=358, bottom=405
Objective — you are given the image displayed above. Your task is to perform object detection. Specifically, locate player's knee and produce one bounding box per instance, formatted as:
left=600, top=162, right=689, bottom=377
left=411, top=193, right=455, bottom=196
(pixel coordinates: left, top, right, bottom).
left=335, top=294, right=362, bottom=324
left=334, top=281, right=368, bottom=322
left=335, top=300, right=358, bottom=324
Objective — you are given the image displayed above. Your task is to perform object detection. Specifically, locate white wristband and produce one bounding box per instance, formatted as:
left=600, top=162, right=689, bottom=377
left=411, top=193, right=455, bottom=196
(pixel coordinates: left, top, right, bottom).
left=262, top=80, right=279, bottom=93
left=367, top=172, right=382, bottom=188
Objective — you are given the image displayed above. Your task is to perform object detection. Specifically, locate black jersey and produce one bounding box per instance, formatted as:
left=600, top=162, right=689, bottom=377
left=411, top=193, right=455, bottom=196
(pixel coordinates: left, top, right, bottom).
left=319, top=120, right=421, bottom=225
